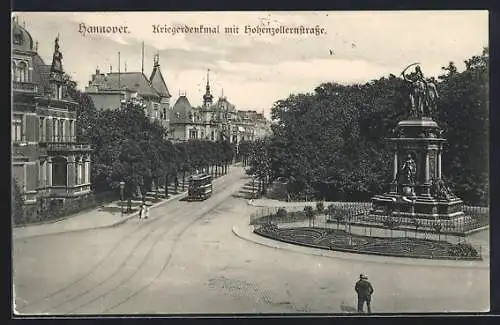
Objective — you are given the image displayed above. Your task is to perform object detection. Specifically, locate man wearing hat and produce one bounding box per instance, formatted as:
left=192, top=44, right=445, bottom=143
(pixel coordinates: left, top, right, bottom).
left=355, top=273, right=374, bottom=313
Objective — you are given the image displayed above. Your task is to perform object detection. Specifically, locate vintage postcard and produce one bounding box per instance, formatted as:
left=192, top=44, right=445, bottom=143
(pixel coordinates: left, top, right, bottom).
left=11, top=11, right=489, bottom=315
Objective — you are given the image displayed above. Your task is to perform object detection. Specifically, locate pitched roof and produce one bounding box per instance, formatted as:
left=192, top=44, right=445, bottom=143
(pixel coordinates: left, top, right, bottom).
left=170, top=95, right=194, bottom=123
left=12, top=18, right=34, bottom=53
left=104, top=72, right=160, bottom=98
left=31, top=54, right=52, bottom=94
left=149, top=66, right=171, bottom=98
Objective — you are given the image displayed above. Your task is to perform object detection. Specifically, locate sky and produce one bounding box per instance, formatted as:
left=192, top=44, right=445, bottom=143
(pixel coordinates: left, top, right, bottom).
left=13, top=11, right=488, bottom=118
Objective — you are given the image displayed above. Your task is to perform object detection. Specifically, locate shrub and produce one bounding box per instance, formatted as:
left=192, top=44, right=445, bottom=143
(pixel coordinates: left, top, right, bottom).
left=448, top=243, right=479, bottom=258
left=327, top=204, right=336, bottom=216
left=432, top=221, right=443, bottom=233
left=12, top=179, right=24, bottom=225
left=304, top=205, right=314, bottom=215
left=276, top=208, right=288, bottom=218
left=316, top=201, right=324, bottom=214
left=383, top=217, right=400, bottom=229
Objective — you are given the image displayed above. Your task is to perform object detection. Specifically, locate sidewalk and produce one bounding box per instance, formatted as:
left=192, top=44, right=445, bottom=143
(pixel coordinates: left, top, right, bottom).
left=13, top=165, right=243, bottom=240
left=13, top=190, right=189, bottom=240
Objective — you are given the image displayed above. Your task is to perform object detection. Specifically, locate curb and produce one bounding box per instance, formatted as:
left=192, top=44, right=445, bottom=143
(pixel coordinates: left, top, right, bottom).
left=231, top=224, right=489, bottom=270
left=13, top=191, right=188, bottom=240
left=464, top=225, right=490, bottom=235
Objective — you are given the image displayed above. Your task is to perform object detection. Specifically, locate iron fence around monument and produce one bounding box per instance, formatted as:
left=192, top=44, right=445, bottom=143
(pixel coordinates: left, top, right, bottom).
left=249, top=203, right=489, bottom=236
left=249, top=203, right=485, bottom=260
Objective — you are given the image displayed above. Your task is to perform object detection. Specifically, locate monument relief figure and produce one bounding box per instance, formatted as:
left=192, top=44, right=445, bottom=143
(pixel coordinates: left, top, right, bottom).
left=401, top=63, right=439, bottom=117
left=400, top=154, right=417, bottom=184
left=431, top=178, right=456, bottom=200
left=51, top=35, right=64, bottom=73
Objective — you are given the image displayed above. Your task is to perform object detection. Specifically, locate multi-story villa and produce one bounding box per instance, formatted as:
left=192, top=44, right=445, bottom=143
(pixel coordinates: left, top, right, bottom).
left=11, top=17, right=92, bottom=219
left=169, top=70, right=271, bottom=144
left=85, top=54, right=171, bottom=130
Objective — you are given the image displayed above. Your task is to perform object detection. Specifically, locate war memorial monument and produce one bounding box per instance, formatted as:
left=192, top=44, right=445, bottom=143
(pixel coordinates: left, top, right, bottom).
left=370, top=64, right=465, bottom=224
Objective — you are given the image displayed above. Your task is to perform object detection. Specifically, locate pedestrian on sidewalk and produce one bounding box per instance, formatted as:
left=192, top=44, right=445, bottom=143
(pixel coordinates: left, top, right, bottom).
left=355, top=273, right=374, bottom=313
left=139, top=201, right=146, bottom=219
left=145, top=204, right=150, bottom=219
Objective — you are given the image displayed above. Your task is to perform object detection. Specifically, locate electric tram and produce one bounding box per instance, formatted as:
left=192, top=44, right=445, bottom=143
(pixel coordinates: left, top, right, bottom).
left=187, top=173, right=213, bottom=201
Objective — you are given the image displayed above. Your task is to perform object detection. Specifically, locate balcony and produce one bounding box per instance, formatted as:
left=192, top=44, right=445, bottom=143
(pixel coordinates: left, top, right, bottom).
left=22, top=190, right=37, bottom=203
left=50, top=184, right=91, bottom=198
left=46, top=143, right=92, bottom=152
left=39, top=137, right=92, bottom=152
left=13, top=81, right=38, bottom=94
left=36, top=97, right=79, bottom=111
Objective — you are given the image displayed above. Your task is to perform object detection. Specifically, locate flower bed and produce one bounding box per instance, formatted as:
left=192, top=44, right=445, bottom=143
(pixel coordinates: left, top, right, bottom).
left=254, top=226, right=481, bottom=261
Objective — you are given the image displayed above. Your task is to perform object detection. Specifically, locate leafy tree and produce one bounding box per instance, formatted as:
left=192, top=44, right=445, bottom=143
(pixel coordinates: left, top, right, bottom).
left=432, top=221, right=443, bottom=241
left=12, top=178, right=24, bottom=224
left=411, top=218, right=421, bottom=238
left=262, top=49, right=488, bottom=206
left=316, top=201, right=324, bottom=214
left=304, top=205, right=315, bottom=227
left=437, top=47, right=489, bottom=205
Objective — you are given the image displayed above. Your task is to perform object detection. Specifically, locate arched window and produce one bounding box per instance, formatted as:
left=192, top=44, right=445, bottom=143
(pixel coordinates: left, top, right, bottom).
left=58, top=119, right=64, bottom=142
left=16, top=62, right=27, bottom=83
left=74, top=156, right=80, bottom=185
left=12, top=62, right=16, bottom=80
left=52, top=118, right=57, bottom=142
left=81, top=157, right=86, bottom=184
left=52, top=156, right=68, bottom=186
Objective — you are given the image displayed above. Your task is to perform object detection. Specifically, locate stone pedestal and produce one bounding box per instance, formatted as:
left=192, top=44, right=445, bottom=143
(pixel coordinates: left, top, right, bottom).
left=370, top=118, right=465, bottom=221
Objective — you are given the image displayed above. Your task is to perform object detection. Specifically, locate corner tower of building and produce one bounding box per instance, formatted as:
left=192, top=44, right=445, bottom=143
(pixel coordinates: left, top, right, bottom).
left=149, top=54, right=171, bottom=129
left=12, top=17, right=92, bottom=222
left=203, top=69, right=214, bottom=108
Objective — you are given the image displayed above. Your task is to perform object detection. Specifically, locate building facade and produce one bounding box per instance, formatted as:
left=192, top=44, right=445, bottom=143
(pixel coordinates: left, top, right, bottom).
left=169, top=70, right=272, bottom=144
left=12, top=18, right=92, bottom=219
left=85, top=54, right=171, bottom=130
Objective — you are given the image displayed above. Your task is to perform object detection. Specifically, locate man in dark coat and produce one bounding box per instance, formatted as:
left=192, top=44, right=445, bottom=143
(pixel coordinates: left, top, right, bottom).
left=355, top=274, right=374, bottom=313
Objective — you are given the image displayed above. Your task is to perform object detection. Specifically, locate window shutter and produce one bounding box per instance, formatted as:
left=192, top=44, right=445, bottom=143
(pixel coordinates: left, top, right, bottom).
left=26, top=164, right=37, bottom=191
left=33, top=116, right=39, bottom=142
left=64, top=119, right=69, bottom=142
left=46, top=118, right=52, bottom=141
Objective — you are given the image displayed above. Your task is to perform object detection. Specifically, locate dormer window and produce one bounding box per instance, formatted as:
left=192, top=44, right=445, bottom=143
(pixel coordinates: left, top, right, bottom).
left=15, top=61, right=28, bottom=83
left=53, top=84, right=63, bottom=99
left=13, top=26, right=23, bottom=45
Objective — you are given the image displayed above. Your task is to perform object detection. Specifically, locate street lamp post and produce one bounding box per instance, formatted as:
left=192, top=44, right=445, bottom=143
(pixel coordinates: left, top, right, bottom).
left=120, top=181, right=125, bottom=217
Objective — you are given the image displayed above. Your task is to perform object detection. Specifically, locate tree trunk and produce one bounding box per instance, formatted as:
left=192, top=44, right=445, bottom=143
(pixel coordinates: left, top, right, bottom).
left=164, top=174, right=169, bottom=198
left=127, top=198, right=132, bottom=212
left=182, top=171, right=186, bottom=191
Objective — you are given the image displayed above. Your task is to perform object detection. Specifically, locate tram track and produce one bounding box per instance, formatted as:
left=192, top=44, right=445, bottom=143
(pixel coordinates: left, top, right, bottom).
left=66, top=174, right=247, bottom=314
left=16, top=168, right=246, bottom=315
left=21, top=200, right=187, bottom=314
left=100, top=178, right=249, bottom=313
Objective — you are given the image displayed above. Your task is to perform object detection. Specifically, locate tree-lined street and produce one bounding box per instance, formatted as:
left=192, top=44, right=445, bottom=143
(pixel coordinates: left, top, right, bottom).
left=12, top=12, right=489, bottom=316
left=13, top=166, right=488, bottom=314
